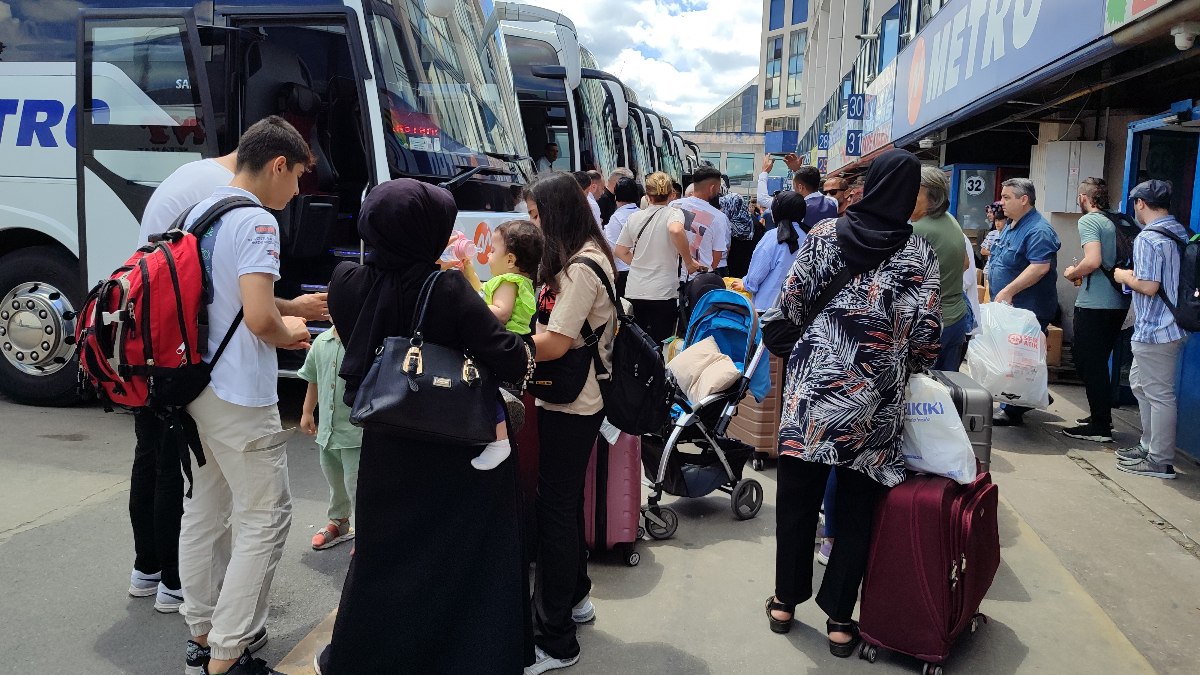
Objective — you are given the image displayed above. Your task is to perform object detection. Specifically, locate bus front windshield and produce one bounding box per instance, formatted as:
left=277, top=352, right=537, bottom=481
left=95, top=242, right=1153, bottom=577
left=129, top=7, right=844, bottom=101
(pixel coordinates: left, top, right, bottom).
left=370, top=1, right=529, bottom=177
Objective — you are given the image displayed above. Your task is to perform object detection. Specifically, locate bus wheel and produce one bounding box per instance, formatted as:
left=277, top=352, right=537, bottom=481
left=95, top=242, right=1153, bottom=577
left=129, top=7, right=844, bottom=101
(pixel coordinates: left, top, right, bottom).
left=0, top=247, right=82, bottom=407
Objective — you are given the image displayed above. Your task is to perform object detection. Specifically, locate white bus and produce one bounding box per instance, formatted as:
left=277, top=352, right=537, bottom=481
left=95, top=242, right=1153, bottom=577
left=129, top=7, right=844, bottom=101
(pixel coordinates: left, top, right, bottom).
left=0, top=0, right=535, bottom=405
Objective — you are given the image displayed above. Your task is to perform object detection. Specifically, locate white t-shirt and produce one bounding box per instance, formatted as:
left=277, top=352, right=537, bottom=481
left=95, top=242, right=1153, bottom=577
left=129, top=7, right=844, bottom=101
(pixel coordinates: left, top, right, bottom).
left=183, top=186, right=282, bottom=408
left=669, top=196, right=726, bottom=277
left=617, top=205, right=685, bottom=301
left=587, top=192, right=603, bottom=227
left=139, top=158, right=235, bottom=244
left=537, top=157, right=558, bottom=173
left=605, top=203, right=639, bottom=273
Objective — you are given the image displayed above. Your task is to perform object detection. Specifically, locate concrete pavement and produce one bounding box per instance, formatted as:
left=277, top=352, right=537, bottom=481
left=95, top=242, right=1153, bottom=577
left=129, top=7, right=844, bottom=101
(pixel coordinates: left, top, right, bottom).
left=0, top=379, right=1195, bottom=673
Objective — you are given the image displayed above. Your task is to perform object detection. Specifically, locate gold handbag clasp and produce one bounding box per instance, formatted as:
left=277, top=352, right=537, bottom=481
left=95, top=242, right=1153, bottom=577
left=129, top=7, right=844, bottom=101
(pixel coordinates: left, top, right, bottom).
left=462, top=358, right=480, bottom=386
left=404, top=342, right=424, bottom=378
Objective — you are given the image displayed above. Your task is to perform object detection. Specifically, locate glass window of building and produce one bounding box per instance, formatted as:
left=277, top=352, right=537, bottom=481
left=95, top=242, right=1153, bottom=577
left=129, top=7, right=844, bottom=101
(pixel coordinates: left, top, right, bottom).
left=764, top=37, right=783, bottom=110
left=769, top=0, right=786, bottom=31
left=786, top=30, right=806, bottom=108
left=727, top=153, right=756, bottom=185
left=792, top=0, right=809, bottom=25
left=701, top=152, right=723, bottom=170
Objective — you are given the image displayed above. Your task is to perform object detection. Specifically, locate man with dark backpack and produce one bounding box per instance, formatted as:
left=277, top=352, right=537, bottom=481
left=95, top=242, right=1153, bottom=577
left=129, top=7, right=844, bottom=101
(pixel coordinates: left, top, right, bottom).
left=177, top=117, right=313, bottom=675
left=1062, top=178, right=1130, bottom=443
left=1111, top=180, right=1192, bottom=480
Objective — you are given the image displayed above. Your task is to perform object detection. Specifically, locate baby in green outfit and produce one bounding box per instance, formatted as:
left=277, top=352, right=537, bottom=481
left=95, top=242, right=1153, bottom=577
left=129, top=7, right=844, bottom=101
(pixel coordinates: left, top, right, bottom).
left=462, top=220, right=543, bottom=470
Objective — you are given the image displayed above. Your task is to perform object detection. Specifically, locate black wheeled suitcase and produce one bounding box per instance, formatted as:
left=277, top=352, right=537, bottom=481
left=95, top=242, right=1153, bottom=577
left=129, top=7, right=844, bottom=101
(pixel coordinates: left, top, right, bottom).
left=931, top=370, right=993, bottom=472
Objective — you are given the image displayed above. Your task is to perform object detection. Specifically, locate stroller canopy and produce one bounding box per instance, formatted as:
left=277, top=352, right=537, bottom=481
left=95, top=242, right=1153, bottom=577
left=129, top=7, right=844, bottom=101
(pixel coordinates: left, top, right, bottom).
left=684, top=289, right=771, bottom=402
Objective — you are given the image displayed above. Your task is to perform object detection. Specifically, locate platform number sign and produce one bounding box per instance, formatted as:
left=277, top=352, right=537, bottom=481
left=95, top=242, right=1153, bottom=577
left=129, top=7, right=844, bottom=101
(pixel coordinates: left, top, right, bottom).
left=846, top=130, right=862, bottom=157
left=818, top=133, right=830, bottom=151
left=817, top=157, right=828, bottom=174
left=965, top=175, right=987, bottom=197
left=847, top=94, right=865, bottom=121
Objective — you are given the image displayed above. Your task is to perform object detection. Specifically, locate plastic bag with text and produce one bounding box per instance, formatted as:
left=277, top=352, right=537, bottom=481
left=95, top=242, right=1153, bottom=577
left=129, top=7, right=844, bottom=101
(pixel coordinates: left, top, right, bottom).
left=901, top=374, right=978, bottom=484
left=964, top=302, right=1050, bottom=409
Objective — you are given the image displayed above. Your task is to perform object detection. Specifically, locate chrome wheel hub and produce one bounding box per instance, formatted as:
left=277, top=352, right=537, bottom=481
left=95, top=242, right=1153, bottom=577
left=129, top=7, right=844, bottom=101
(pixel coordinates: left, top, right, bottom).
left=0, top=282, right=77, bottom=376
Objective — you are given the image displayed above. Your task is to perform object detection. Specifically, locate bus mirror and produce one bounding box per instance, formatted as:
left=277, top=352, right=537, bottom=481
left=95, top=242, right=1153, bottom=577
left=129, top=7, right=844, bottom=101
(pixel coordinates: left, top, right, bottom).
left=603, top=81, right=629, bottom=130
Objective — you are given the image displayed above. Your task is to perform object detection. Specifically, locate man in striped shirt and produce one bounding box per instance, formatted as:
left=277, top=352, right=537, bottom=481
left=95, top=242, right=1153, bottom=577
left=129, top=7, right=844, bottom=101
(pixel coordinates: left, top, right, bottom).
left=1111, top=180, right=1188, bottom=479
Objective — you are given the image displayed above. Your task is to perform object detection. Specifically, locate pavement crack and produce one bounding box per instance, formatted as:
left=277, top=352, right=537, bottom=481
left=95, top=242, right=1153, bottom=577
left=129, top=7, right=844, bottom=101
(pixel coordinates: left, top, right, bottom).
left=0, top=478, right=129, bottom=540
left=1068, top=451, right=1200, bottom=561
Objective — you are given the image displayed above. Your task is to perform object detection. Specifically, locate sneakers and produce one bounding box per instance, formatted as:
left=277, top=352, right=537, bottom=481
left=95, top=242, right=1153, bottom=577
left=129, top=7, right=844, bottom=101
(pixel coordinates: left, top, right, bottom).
left=1116, top=445, right=1148, bottom=463
left=524, top=646, right=579, bottom=675
left=1116, top=458, right=1176, bottom=479
left=816, top=539, right=833, bottom=566
left=184, top=630, right=267, bottom=675
left=1077, top=415, right=1092, bottom=425
left=571, top=597, right=596, bottom=623
left=1062, top=423, right=1114, bottom=444
left=209, top=651, right=281, bottom=675
left=185, top=640, right=209, bottom=675
left=155, top=583, right=184, bottom=613
left=129, top=569, right=161, bottom=597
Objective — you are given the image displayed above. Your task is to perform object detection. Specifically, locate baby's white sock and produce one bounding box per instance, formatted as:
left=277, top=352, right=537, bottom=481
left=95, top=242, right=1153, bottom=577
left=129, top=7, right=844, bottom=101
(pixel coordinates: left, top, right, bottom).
left=471, top=438, right=511, bottom=471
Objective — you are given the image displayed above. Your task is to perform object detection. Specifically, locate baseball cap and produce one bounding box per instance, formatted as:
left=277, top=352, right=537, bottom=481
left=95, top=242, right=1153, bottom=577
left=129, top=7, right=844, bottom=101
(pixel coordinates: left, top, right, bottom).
left=1129, top=179, right=1172, bottom=208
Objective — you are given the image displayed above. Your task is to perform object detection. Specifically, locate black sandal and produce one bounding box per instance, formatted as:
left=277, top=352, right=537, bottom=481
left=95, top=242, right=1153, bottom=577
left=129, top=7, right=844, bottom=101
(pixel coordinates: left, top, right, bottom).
left=826, top=619, right=861, bottom=658
left=764, top=596, right=795, bottom=634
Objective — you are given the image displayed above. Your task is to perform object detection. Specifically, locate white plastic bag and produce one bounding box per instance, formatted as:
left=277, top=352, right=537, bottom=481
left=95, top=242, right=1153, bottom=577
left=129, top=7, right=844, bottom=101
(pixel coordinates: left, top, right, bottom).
left=901, top=374, right=978, bottom=484
left=964, top=302, right=1050, bottom=409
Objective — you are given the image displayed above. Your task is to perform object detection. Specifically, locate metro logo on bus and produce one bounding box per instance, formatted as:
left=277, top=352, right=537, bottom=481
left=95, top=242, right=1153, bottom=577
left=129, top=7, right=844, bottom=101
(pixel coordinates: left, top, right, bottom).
left=473, top=222, right=494, bottom=265
left=0, top=99, right=110, bottom=148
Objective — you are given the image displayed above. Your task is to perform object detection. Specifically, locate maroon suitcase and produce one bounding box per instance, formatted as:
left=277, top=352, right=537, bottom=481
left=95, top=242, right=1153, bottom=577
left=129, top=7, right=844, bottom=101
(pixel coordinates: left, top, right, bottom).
left=583, top=434, right=643, bottom=567
left=858, top=473, right=1000, bottom=672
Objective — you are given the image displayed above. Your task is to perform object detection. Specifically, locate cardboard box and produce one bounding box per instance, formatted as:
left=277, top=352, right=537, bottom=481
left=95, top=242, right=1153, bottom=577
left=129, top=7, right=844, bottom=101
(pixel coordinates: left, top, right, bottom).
left=1046, top=325, right=1063, bottom=367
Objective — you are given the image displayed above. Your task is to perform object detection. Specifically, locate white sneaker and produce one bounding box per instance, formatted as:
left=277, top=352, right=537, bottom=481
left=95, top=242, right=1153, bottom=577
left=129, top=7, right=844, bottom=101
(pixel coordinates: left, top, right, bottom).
left=129, top=569, right=161, bottom=597
left=524, top=646, right=579, bottom=675
left=154, top=583, right=184, bottom=613
left=571, top=597, right=595, bottom=623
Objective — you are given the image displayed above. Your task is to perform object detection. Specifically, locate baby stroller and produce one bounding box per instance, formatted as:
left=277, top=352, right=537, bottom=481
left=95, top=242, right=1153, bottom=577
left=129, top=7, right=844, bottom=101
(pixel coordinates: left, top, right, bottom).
left=640, top=289, right=771, bottom=541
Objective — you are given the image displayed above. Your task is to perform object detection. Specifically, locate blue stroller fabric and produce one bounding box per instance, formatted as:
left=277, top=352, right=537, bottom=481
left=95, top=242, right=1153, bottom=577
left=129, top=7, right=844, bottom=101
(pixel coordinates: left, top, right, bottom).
left=683, top=289, right=771, bottom=402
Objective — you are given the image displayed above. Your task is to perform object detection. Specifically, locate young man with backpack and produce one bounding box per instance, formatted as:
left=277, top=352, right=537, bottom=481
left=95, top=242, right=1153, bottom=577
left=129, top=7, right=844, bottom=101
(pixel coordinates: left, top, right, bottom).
left=178, top=116, right=313, bottom=675
left=1061, top=178, right=1134, bottom=443
left=1111, top=180, right=1191, bottom=479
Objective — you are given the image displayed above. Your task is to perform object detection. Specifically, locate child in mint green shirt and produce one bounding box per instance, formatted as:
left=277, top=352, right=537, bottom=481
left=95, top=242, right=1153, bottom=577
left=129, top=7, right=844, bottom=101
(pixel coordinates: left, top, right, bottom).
left=462, top=220, right=543, bottom=470
left=299, top=326, right=362, bottom=550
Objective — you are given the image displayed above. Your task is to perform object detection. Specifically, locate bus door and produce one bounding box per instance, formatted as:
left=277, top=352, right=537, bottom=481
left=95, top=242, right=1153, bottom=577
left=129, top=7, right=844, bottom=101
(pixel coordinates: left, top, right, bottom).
left=76, top=9, right=217, bottom=286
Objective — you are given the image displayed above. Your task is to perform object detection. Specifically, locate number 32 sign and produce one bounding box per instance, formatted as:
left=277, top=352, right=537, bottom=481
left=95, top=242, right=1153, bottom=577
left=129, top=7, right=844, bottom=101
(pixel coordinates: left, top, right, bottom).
left=965, top=175, right=987, bottom=197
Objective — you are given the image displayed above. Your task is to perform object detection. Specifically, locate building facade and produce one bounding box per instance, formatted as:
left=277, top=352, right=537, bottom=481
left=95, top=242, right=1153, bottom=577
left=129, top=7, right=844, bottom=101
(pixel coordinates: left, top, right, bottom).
left=678, top=131, right=766, bottom=197
left=695, top=81, right=760, bottom=134
left=758, top=0, right=814, bottom=132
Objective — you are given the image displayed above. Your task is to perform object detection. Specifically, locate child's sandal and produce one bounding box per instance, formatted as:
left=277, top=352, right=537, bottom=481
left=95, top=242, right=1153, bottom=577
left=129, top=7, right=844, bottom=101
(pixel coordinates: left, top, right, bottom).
left=311, top=520, right=353, bottom=550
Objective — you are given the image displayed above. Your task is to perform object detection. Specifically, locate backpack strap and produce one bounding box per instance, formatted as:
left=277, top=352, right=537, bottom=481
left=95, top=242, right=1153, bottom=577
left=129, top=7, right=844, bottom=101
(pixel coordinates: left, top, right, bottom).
left=565, top=256, right=619, bottom=378
left=186, top=196, right=267, bottom=358
left=1143, top=226, right=1189, bottom=313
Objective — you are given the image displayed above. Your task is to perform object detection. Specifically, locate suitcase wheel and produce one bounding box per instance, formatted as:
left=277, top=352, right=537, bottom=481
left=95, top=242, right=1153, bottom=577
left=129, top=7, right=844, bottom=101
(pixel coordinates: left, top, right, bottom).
left=731, top=479, right=764, bottom=521
left=623, top=546, right=641, bottom=567
left=643, top=506, right=678, bottom=540
left=921, top=664, right=944, bottom=675
left=751, top=458, right=765, bottom=472
left=858, top=643, right=878, bottom=663
left=636, top=526, right=646, bottom=540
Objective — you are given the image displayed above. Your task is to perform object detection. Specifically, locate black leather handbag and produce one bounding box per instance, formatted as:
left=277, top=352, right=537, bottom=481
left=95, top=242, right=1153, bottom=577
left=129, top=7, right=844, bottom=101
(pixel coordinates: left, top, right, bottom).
left=350, top=272, right=498, bottom=446
left=526, top=258, right=608, bottom=405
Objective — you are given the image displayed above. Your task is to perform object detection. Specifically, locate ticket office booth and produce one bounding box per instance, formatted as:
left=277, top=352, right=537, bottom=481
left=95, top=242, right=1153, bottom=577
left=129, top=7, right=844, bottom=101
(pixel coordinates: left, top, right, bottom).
left=945, top=164, right=1028, bottom=237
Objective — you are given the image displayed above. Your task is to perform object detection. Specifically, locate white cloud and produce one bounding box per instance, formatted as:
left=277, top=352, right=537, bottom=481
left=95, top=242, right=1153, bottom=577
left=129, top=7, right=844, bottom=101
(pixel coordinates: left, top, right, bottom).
left=513, top=0, right=762, bottom=130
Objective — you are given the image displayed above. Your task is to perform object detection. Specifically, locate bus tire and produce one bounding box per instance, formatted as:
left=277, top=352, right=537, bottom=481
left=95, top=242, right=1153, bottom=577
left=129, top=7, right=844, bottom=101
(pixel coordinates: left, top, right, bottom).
left=0, top=246, right=83, bottom=407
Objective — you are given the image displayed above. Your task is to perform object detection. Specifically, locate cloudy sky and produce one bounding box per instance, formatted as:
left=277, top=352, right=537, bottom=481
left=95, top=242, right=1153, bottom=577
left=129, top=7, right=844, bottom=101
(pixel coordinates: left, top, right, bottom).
left=515, top=0, right=763, bottom=131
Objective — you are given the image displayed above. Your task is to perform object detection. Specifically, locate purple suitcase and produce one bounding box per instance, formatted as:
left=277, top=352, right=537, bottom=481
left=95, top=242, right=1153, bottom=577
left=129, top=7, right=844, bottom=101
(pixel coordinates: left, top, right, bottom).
left=583, top=434, right=642, bottom=567
left=858, top=473, right=1000, bottom=673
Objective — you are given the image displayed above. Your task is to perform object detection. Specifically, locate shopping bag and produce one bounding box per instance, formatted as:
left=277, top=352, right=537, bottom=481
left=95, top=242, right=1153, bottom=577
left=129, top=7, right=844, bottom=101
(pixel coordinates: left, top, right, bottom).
left=964, top=302, right=1050, bottom=409
left=901, top=374, right=978, bottom=484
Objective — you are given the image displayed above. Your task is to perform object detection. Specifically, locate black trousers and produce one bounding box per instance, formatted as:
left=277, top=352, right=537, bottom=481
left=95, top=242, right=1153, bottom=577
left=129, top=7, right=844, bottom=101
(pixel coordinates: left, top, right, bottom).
left=532, top=409, right=604, bottom=659
left=615, top=270, right=628, bottom=299
left=775, top=456, right=885, bottom=622
left=629, top=298, right=678, bottom=344
left=727, top=238, right=756, bottom=278
left=1072, top=307, right=1128, bottom=428
left=129, top=409, right=185, bottom=589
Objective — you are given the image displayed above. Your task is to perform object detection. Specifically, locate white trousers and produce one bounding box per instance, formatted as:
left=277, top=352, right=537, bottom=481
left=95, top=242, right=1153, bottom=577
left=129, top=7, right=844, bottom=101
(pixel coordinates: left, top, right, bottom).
left=180, top=387, right=293, bottom=661
left=1130, top=339, right=1183, bottom=467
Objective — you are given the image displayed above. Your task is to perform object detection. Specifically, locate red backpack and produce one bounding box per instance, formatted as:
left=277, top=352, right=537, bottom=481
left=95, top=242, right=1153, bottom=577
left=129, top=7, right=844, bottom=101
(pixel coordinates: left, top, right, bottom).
left=77, top=197, right=258, bottom=410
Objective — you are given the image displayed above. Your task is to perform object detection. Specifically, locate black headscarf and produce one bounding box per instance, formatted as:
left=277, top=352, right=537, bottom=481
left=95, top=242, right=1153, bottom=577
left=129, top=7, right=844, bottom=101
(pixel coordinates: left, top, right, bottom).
left=771, top=191, right=809, bottom=253
left=331, top=179, right=458, bottom=399
left=835, top=149, right=921, bottom=276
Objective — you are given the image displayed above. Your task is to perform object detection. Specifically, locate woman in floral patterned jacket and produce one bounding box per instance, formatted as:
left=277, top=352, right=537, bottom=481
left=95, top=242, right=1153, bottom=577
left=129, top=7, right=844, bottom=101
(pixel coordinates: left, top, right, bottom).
left=763, top=150, right=943, bottom=658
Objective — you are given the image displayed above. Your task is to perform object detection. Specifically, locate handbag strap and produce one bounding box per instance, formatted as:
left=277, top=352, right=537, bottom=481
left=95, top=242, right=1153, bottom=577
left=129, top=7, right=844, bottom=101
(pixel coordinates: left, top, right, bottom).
left=795, top=267, right=856, bottom=336
left=409, top=271, right=444, bottom=337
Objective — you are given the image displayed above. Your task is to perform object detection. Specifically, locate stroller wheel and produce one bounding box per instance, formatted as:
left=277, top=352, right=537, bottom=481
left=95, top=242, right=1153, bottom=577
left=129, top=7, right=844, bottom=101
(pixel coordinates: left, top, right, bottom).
left=644, top=507, right=679, bottom=540
left=731, top=479, right=764, bottom=521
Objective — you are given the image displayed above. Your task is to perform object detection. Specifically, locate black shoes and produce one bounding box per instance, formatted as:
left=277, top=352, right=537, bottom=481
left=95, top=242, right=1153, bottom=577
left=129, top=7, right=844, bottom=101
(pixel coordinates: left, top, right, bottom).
left=993, top=409, right=1024, bottom=427
left=1062, top=423, right=1114, bottom=443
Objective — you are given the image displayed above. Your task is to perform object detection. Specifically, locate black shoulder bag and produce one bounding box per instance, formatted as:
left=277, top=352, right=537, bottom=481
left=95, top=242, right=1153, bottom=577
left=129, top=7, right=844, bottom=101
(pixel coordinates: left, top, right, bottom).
left=350, top=271, right=499, bottom=445
left=527, top=258, right=610, bottom=405
left=761, top=268, right=856, bottom=358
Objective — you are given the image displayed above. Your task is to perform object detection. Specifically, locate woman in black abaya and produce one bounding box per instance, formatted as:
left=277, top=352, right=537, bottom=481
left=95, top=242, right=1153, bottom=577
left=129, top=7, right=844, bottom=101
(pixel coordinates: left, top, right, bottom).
left=318, top=179, right=531, bottom=673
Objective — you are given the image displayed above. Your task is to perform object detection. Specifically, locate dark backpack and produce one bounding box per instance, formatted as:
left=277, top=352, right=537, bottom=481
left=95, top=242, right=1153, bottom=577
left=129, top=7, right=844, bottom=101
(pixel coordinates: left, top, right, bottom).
left=1143, top=226, right=1200, bottom=333
left=1097, top=211, right=1142, bottom=293
left=575, top=258, right=672, bottom=435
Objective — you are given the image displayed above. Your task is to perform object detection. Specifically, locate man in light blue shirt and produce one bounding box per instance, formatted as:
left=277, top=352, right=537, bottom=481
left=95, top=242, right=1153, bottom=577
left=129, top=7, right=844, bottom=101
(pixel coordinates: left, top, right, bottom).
left=1112, top=180, right=1189, bottom=479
